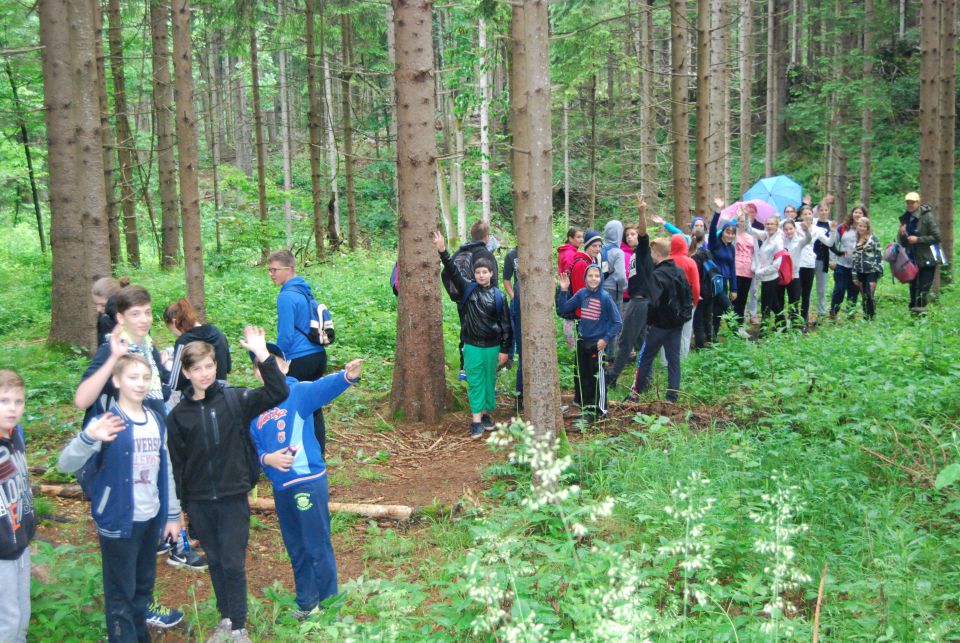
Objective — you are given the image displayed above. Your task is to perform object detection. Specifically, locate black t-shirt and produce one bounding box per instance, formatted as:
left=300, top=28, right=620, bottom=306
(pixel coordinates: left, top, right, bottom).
left=503, top=248, right=519, bottom=300
left=0, top=427, right=36, bottom=559
left=627, top=235, right=655, bottom=299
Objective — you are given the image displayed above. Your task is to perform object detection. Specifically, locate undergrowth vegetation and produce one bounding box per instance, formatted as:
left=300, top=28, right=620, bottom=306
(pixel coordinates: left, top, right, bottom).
left=3, top=223, right=959, bottom=640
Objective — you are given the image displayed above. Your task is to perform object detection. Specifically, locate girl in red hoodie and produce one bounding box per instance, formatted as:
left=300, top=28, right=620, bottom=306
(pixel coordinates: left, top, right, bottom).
left=668, top=234, right=700, bottom=358
left=557, top=227, right=584, bottom=274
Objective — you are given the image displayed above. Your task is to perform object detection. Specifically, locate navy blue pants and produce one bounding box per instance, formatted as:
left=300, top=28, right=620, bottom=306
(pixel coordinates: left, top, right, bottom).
left=510, top=299, right=523, bottom=395
left=100, top=512, right=162, bottom=642
left=275, top=478, right=338, bottom=611
left=632, top=326, right=681, bottom=403
left=830, top=265, right=859, bottom=314
left=187, top=494, right=250, bottom=630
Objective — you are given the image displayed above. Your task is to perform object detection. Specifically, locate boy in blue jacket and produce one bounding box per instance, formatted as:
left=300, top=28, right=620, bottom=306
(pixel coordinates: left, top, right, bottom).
left=59, top=354, right=182, bottom=642
left=557, top=264, right=623, bottom=421
left=249, top=344, right=362, bottom=621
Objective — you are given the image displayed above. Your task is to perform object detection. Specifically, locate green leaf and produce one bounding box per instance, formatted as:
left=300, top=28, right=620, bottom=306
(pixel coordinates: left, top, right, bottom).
left=935, top=463, right=960, bottom=490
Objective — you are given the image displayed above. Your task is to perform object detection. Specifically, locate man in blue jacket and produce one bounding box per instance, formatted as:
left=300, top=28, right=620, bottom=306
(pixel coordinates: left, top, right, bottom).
left=249, top=344, right=362, bottom=621
left=268, top=250, right=334, bottom=454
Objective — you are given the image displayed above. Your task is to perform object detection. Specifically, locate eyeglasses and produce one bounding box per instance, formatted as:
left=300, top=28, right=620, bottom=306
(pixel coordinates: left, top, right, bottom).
left=267, top=267, right=289, bottom=274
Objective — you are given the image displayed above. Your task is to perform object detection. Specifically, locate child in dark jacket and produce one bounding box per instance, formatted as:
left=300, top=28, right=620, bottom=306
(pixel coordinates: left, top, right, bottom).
left=166, top=327, right=289, bottom=643
left=557, top=264, right=623, bottom=420
left=249, top=345, right=362, bottom=620
left=59, top=355, right=182, bottom=642
left=432, top=231, right=512, bottom=439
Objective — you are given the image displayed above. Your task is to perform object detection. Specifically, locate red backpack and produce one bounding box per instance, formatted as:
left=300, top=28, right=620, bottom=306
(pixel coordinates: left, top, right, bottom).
left=774, top=250, right=794, bottom=286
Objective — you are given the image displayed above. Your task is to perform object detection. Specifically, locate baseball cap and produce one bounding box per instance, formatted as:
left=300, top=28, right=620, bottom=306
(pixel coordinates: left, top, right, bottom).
left=905, top=192, right=920, bottom=202
left=249, top=342, right=285, bottom=364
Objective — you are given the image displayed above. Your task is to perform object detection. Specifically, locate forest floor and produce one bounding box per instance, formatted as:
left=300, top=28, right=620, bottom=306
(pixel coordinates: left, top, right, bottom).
left=32, top=392, right=716, bottom=641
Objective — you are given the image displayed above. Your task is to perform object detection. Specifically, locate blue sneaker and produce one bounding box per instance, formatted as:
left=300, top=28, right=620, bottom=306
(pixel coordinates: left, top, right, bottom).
left=458, top=370, right=467, bottom=381
left=470, top=422, right=484, bottom=440
left=481, top=414, right=495, bottom=431
left=145, top=601, right=183, bottom=629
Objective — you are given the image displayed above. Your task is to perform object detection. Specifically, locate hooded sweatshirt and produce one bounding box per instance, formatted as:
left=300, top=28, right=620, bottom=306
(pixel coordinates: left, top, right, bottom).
left=557, top=243, right=580, bottom=274
left=600, top=220, right=628, bottom=301
left=0, top=426, right=35, bottom=559
left=708, top=213, right=738, bottom=294
left=169, top=323, right=233, bottom=391
left=556, top=267, right=623, bottom=345
left=668, top=234, right=701, bottom=305
left=277, top=276, right=327, bottom=361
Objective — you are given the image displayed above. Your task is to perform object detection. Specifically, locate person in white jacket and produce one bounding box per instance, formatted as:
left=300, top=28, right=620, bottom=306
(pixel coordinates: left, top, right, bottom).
left=779, top=219, right=812, bottom=326
left=797, top=208, right=836, bottom=325
left=747, top=213, right=786, bottom=328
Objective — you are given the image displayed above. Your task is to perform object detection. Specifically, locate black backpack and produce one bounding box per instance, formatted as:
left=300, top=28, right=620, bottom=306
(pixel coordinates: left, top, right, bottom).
left=441, top=249, right=475, bottom=302
left=659, top=266, right=694, bottom=328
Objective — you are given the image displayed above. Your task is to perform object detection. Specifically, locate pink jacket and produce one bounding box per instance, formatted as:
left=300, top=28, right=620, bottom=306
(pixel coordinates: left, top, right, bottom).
left=557, top=243, right=580, bottom=274
left=734, top=232, right=755, bottom=278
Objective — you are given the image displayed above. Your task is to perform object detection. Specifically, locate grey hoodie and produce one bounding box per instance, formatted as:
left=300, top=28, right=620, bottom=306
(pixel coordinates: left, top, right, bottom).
left=601, top=220, right=627, bottom=301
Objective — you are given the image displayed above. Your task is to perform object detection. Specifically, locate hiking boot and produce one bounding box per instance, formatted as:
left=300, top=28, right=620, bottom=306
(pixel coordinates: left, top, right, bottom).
left=146, top=602, right=183, bottom=629
left=470, top=422, right=484, bottom=440
left=458, top=370, right=467, bottom=381
left=229, top=629, right=251, bottom=643
left=205, top=619, right=232, bottom=643
left=168, top=546, right=208, bottom=570
left=481, top=414, right=495, bottom=431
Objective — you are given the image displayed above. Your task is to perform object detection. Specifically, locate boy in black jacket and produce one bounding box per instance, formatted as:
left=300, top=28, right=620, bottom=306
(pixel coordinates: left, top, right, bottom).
left=433, top=231, right=512, bottom=439
left=166, top=326, right=289, bottom=643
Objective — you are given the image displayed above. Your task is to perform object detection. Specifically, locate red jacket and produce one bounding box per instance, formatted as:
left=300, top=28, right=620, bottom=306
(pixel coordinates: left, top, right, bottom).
left=557, top=243, right=580, bottom=274
left=669, top=234, right=701, bottom=305
left=568, top=250, right=595, bottom=318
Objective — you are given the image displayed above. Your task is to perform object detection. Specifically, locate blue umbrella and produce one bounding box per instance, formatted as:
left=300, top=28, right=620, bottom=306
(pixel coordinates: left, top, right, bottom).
left=742, top=175, right=803, bottom=217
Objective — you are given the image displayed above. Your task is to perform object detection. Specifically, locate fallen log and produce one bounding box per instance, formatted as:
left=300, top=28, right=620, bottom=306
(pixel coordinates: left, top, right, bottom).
left=36, top=484, right=416, bottom=522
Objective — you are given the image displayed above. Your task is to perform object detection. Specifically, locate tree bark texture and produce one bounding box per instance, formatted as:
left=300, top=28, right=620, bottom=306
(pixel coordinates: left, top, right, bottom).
left=670, top=0, right=692, bottom=226
left=919, top=0, right=940, bottom=215
left=695, top=0, right=711, bottom=218
left=322, top=53, right=341, bottom=246
left=936, top=0, right=955, bottom=270
left=279, top=0, right=293, bottom=247
left=41, top=0, right=111, bottom=349
left=108, top=0, right=141, bottom=267
left=150, top=0, right=180, bottom=268
left=390, top=0, right=448, bottom=423
left=171, top=0, right=205, bottom=317
left=305, top=0, right=327, bottom=258
left=640, top=0, right=658, bottom=212
left=249, top=26, right=270, bottom=261
left=511, top=0, right=563, bottom=438
left=859, top=0, right=874, bottom=208
left=478, top=18, right=492, bottom=224
left=739, top=0, right=753, bottom=194
left=94, top=0, right=120, bottom=266
left=341, top=13, right=358, bottom=250
left=4, top=61, right=46, bottom=253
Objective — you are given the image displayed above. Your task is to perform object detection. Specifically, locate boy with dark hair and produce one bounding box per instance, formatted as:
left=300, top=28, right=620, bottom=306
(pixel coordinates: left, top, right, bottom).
left=248, top=344, right=362, bottom=621
left=59, top=355, right=182, bottom=642
left=432, top=231, right=512, bottom=439
left=628, top=237, right=694, bottom=404
left=557, top=265, right=623, bottom=421
left=0, top=370, right=36, bottom=643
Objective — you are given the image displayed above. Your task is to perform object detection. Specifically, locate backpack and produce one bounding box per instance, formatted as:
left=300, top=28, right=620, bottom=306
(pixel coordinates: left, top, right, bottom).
left=698, top=253, right=725, bottom=298
left=222, top=387, right=262, bottom=490
left=290, top=284, right=334, bottom=346
left=775, top=250, right=794, bottom=286
left=441, top=249, right=475, bottom=302
left=557, top=256, right=591, bottom=321
left=659, top=267, right=694, bottom=328
left=883, top=242, right=919, bottom=283
left=600, top=243, right=617, bottom=278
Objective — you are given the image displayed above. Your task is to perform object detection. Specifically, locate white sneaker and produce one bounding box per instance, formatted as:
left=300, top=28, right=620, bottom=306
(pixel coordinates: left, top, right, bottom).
left=230, top=629, right=251, bottom=643
left=206, top=619, right=232, bottom=643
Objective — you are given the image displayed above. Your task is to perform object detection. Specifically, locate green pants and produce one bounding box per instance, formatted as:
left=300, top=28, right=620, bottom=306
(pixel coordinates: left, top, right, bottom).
left=463, top=343, right=499, bottom=414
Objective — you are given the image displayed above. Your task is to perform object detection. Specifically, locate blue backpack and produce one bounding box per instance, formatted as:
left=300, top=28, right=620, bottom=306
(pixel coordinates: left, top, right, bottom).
left=702, top=258, right=725, bottom=297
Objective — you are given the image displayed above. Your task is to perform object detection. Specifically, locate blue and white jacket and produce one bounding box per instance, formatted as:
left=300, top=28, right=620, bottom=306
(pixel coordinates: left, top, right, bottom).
left=58, top=406, right=180, bottom=540
left=249, top=371, right=358, bottom=492
left=277, top=276, right=331, bottom=361
left=557, top=285, right=623, bottom=346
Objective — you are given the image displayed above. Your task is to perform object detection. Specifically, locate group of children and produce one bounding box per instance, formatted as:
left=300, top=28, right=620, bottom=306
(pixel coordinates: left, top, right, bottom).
left=439, top=190, right=940, bottom=430
left=4, top=264, right=361, bottom=642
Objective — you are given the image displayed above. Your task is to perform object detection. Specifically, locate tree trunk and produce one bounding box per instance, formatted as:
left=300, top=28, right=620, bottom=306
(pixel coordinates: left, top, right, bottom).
left=695, top=0, right=711, bottom=218
left=341, top=13, right=358, bottom=250
left=171, top=0, right=205, bottom=317
left=765, top=0, right=776, bottom=175
left=587, top=73, right=598, bottom=228
left=232, top=55, right=253, bottom=176
left=670, top=0, right=692, bottom=226
left=41, top=0, right=111, bottom=349
left=918, top=0, right=939, bottom=216
left=386, top=2, right=399, bottom=216
left=640, top=0, right=658, bottom=212
left=249, top=26, right=269, bottom=260
left=206, top=29, right=223, bottom=253
left=936, top=0, right=956, bottom=272
left=512, top=0, right=563, bottom=438
left=150, top=0, right=180, bottom=268
left=739, top=0, right=753, bottom=195
left=479, top=18, right=491, bottom=223
left=563, top=99, right=570, bottom=227
left=390, top=0, right=447, bottom=423
left=711, top=0, right=730, bottom=202
left=4, top=61, right=46, bottom=253
left=94, top=1, right=120, bottom=266
left=859, top=0, right=873, bottom=208
left=322, top=53, right=341, bottom=247
left=305, top=0, right=326, bottom=258
left=279, top=0, right=293, bottom=247
left=108, top=0, right=140, bottom=267
left=454, top=116, right=467, bottom=242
